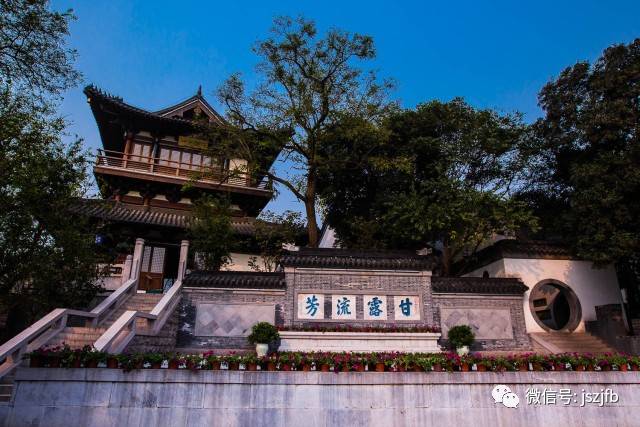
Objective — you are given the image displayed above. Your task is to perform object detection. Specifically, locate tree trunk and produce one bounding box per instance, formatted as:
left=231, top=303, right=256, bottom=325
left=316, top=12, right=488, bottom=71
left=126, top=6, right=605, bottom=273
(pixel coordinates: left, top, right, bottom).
left=305, top=171, right=319, bottom=247
left=442, top=244, right=452, bottom=276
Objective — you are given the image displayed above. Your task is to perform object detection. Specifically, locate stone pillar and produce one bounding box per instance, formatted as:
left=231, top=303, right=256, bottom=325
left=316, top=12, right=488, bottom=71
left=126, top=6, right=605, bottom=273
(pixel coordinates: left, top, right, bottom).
left=177, top=240, right=189, bottom=281
left=131, top=238, right=145, bottom=282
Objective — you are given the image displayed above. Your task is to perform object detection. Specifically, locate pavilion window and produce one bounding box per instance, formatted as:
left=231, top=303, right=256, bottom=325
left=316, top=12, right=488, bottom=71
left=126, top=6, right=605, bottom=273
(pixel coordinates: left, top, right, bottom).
left=129, top=142, right=152, bottom=163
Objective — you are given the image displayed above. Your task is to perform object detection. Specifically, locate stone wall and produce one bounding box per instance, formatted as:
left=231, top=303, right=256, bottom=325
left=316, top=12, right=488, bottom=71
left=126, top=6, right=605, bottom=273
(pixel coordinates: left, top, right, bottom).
left=125, top=309, right=180, bottom=353
left=176, top=287, right=285, bottom=350
left=433, top=293, right=531, bottom=351
left=284, top=268, right=435, bottom=327
left=586, top=304, right=640, bottom=355
left=3, top=368, right=638, bottom=427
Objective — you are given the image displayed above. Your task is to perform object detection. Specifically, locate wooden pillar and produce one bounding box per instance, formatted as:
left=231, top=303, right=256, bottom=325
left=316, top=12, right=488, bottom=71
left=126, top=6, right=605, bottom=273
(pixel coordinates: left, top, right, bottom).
left=123, top=131, right=134, bottom=168
left=177, top=240, right=189, bottom=282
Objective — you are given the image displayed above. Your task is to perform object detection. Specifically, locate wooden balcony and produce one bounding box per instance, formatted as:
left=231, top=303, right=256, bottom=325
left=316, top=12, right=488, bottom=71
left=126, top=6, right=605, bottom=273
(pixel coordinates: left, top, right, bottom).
left=94, top=149, right=272, bottom=195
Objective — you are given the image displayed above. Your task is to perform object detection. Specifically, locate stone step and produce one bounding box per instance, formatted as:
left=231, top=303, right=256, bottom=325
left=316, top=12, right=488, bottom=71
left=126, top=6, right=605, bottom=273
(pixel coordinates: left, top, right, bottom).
left=531, top=332, right=615, bottom=353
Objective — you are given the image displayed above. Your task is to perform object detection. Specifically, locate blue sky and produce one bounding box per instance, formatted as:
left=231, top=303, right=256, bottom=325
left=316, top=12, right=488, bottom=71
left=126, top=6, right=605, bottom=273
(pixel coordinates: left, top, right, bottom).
left=51, top=0, right=639, bottom=216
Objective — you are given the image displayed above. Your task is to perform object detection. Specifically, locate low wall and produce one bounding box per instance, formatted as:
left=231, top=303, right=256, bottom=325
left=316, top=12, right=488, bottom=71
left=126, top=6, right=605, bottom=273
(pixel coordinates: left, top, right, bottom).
left=278, top=331, right=441, bottom=352
left=2, top=368, right=639, bottom=426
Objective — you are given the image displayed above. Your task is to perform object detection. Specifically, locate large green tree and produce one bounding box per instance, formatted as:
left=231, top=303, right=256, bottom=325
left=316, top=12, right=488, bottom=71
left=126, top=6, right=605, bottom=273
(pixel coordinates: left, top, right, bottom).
left=210, top=16, right=393, bottom=247
left=318, top=99, right=536, bottom=274
left=526, top=38, right=640, bottom=264
left=0, top=1, right=100, bottom=338
left=188, top=196, right=235, bottom=271
left=0, top=0, right=79, bottom=103
left=521, top=38, right=640, bottom=315
left=0, top=90, right=101, bottom=336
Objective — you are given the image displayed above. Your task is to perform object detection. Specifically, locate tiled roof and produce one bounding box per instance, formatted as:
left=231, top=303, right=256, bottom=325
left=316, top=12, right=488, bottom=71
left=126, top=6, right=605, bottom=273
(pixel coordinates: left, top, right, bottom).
left=455, top=239, right=576, bottom=275
left=183, top=271, right=286, bottom=289
left=84, top=85, right=198, bottom=129
left=71, top=199, right=257, bottom=235
left=280, top=248, right=436, bottom=270
left=432, top=277, right=528, bottom=295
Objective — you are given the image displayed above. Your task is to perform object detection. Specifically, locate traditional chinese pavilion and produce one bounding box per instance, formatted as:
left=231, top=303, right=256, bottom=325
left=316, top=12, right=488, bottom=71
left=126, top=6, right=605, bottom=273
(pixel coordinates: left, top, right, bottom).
left=78, top=85, right=280, bottom=292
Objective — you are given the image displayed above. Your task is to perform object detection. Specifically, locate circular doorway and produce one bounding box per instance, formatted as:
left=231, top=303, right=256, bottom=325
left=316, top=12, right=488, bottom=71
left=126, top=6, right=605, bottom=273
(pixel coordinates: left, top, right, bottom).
left=529, top=280, right=581, bottom=332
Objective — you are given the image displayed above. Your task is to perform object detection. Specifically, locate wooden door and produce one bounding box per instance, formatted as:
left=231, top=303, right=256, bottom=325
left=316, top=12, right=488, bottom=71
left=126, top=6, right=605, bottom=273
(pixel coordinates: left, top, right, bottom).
left=138, top=246, right=166, bottom=292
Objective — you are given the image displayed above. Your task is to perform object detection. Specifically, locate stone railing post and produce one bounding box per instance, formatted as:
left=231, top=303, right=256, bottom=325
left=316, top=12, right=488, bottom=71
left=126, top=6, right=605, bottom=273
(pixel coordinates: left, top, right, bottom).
left=131, top=238, right=145, bottom=288
left=121, top=255, right=133, bottom=285
left=177, top=240, right=189, bottom=281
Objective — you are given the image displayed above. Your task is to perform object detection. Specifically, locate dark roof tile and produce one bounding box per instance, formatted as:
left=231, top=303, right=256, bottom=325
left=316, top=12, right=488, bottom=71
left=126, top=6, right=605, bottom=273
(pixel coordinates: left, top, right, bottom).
left=281, top=248, right=436, bottom=270
left=432, top=277, right=528, bottom=295
left=183, top=271, right=286, bottom=289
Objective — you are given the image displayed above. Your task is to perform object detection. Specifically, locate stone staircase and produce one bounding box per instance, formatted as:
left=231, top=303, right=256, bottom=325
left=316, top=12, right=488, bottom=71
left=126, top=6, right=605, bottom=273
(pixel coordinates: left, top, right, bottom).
left=0, top=372, right=14, bottom=403
left=50, top=293, right=163, bottom=349
left=530, top=332, right=616, bottom=354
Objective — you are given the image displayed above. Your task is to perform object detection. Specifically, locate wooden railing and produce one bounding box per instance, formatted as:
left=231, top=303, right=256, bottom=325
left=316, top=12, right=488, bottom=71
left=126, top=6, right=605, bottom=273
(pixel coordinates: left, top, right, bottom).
left=94, top=279, right=183, bottom=354
left=95, top=149, right=271, bottom=190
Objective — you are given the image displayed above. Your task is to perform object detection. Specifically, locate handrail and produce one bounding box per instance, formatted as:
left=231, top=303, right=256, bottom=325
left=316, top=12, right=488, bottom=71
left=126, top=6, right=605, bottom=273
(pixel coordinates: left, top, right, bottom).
left=94, top=279, right=183, bottom=354
left=94, top=149, right=269, bottom=190
left=0, top=275, right=139, bottom=379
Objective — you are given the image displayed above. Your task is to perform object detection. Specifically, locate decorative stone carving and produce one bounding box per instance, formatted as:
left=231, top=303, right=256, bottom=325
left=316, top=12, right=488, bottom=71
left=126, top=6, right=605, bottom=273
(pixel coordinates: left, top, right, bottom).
left=440, top=308, right=513, bottom=339
left=194, top=303, right=275, bottom=337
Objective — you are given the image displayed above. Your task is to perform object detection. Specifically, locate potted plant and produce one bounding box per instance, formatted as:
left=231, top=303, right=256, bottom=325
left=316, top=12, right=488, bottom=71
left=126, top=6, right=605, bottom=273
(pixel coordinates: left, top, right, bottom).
left=225, top=353, right=241, bottom=371
left=145, top=353, right=164, bottom=369
left=166, top=353, right=182, bottom=370
left=243, top=354, right=259, bottom=371
left=447, top=325, right=475, bottom=355
left=278, top=353, right=292, bottom=371
left=609, top=354, right=629, bottom=372
left=106, top=354, right=120, bottom=369
left=205, top=353, right=221, bottom=370
left=247, top=322, right=280, bottom=357
left=84, top=349, right=106, bottom=368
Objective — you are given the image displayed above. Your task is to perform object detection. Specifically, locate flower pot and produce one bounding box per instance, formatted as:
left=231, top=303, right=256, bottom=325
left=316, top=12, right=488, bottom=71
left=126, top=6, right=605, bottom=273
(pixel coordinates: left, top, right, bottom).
left=29, top=355, right=43, bottom=368
left=413, top=365, right=424, bottom=372
left=356, top=365, right=366, bottom=372
left=72, top=358, right=82, bottom=369
left=555, top=363, right=565, bottom=371
left=477, top=365, right=487, bottom=372
left=228, top=362, right=240, bottom=371
left=575, top=365, right=586, bottom=372
left=280, top=364, right=291, bottom=371
left=135, top=360, right=144, bottom=370
left=267, top=362, right=277, bottom=371
left=302, top=364, right=311, bottom=372
left=619, top=364, right=629, bottom=372
left=533, top=363, right=543, bottom=371
left=375, top=363, right=385, bottom=372
left=460, top=363, right=470, bottom=372
left=341, top=365, right=350, bottom=373
left=601, top=365, right=612, bottom=372
left=631, top=364, right=639, bottom=371
left=256, top=343, right=269, bottom=358
left=456, top=346, right=470, bottom=356
left=107, top=358, right=119, bottom=369
left=210, top=361, right=221, bottom=370
left=586, top=364, right=594, bottom=371
left=168, top=360, right=180, bottom=370
left=320, top=364, right=330, bottom=372
left=151, top=362, right=162, bottom=369
left=86, top=360, right=98, bottom=369
left=433, top=363, right=442, bottom=372
left=247, top=363, right=258, bottom=371
left=517, top=364, right=528, bottom=372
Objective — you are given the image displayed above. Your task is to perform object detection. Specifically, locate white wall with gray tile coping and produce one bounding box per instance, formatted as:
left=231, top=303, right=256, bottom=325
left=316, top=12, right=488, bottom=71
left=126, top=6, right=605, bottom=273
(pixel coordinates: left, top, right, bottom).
left=1, top=368, right=638, bottom=426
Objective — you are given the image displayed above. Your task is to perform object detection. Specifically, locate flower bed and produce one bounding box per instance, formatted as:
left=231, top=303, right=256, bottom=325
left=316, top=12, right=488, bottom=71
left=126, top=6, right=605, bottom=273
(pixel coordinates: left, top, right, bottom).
left=25, top=345, right=640, bottom=373
left=278, top=325, right=440, bottom=333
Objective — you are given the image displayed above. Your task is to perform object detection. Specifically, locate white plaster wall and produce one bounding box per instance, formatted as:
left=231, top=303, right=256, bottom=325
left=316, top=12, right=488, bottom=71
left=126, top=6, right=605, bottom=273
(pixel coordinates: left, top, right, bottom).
left=221, top=252, right=268, bottom=272
left=466, top=258, right=622, bottom=333
left=318, top=226, right=338, bottom=248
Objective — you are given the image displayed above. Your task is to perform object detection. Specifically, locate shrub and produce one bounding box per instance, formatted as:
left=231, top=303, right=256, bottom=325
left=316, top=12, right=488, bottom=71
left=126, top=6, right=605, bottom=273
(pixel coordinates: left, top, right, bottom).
left=447, top=325, right=475, bottom=349
left=247, top=322, right=280, bottom=345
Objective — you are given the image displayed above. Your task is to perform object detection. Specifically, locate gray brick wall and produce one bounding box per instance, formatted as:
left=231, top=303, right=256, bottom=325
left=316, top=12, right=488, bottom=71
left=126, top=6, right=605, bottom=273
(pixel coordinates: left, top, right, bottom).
left=433, top=294, right=531, bottom=351
left=176, top=288, right=286, bottom=350
left=284, top=268, right=435, bottom=328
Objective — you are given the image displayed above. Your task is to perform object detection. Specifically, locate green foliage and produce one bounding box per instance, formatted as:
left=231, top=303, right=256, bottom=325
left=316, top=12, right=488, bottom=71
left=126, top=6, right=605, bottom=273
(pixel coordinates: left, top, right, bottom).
left=188, top=195, right=235, bottom=271
left=318, top=99, right=537, bottom=273
left=447, top=325, right=475, bottom=348
left=208, top=16, right=394, bottom=247
left=247, top=322, right=280, bottom=345
left=524, top=38, right=640, bottom=266
left=0, top=89, right=102, bottom=336
left=0, top=0, right=80, bottom=103
left=248, top=210, right=305, bottom=271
